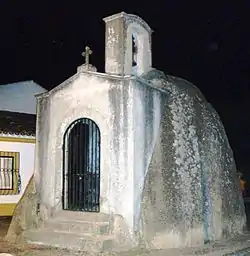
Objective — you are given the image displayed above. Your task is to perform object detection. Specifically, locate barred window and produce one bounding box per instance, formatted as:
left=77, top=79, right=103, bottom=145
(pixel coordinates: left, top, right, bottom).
left=0, top=151, right=20, bottom=195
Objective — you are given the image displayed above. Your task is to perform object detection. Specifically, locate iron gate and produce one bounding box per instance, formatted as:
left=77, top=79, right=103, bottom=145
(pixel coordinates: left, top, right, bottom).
left=62, top=118, right=101, bottom=212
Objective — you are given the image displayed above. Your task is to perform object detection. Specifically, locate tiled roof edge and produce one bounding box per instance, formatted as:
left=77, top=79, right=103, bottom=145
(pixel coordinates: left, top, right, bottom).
left=0, top=132, right=36, bottom=138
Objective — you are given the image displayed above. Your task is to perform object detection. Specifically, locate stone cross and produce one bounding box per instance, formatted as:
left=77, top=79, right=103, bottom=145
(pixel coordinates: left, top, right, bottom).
left=81, top=46, right=93, bottom=65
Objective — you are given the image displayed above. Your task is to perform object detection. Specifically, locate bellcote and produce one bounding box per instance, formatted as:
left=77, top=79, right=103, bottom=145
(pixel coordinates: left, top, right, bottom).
left=103, top=12, right=153, bottom=76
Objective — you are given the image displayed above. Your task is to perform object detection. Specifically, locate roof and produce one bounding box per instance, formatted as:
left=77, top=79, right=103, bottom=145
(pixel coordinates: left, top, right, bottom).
left=103, top=12, right=153, bottom=34
left=0, top=111, right=36, bottom=136
left=0, top=80, right=47, bottom=91
left=0, top=80, right=47, bottom=115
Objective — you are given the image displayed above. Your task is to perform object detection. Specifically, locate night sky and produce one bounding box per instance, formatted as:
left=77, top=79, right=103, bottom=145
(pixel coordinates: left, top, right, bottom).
left=0, top=1, right=250, bottom=176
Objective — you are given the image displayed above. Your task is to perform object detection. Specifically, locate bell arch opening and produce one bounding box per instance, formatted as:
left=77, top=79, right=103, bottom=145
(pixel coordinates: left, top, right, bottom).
left=62, top=118, right=101, bottom=212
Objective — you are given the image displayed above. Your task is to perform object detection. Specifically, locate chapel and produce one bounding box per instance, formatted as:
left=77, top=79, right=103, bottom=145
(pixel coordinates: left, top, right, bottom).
left=8, top=12, right=245, bottom=252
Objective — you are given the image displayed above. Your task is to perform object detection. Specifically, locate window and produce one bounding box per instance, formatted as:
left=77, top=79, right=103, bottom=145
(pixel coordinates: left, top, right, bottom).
left=0, top=156, right=14, bottom=189
left=132, top=34, right=138, bottom=67
left=0, top=151, right=20, bottom=195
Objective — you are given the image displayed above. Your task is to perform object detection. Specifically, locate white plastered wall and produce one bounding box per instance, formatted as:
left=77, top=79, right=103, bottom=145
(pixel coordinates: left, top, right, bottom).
left=37, top=74, right=135, bottom=233
left=0, top=138, right=35, bottom=203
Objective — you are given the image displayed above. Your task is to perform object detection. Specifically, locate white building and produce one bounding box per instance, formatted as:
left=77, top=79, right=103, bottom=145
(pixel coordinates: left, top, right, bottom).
left=0, top=80, right=47, bottom=216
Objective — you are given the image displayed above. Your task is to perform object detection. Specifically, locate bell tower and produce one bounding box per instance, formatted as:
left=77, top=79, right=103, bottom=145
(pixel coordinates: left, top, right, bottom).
left=103, top=12, right=153, bottom=76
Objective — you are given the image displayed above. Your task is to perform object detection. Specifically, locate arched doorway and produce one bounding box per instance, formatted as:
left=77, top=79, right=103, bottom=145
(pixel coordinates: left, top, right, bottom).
left=62, top=118, right=101, bottom=212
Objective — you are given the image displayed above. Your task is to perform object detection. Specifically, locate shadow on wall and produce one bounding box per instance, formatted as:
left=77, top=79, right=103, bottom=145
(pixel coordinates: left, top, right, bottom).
left=0, top=217, right=12, bottom=239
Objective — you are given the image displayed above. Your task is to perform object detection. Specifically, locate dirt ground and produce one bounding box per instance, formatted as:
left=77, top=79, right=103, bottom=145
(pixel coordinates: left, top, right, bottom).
left=0, top=216, right=10, bottom=238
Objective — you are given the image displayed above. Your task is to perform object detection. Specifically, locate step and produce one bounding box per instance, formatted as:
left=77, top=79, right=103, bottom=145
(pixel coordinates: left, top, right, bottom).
left=22, top=228, right=115, bottom=252
left=44, top=219, right=110, bottom=235
left=54, top=210, right=110, bottom=222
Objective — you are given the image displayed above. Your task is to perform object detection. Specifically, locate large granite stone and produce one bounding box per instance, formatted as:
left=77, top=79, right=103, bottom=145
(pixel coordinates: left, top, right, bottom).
left=138, top=69, right=246, bottom=249
left=5, top=175, right=39, bottom=243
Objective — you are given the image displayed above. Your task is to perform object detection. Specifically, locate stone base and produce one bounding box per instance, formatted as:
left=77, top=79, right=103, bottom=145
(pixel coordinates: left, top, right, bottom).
left=16, top=232, right=250, bottom=255
left=20, top=210, right=134, bottom=253
left=119, top=233, right=250, bottom=256
left=22, top=229, right=115, bottom=252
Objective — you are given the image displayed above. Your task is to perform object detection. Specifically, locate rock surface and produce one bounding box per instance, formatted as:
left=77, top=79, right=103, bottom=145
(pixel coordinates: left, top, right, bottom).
left=5, top=175, right=39, bottom=244
left=139, top=69, right=246, bottom=248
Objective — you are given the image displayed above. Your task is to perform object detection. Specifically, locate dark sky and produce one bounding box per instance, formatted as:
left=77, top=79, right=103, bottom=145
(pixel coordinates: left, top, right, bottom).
left=0, top=1, right=250, bottom=173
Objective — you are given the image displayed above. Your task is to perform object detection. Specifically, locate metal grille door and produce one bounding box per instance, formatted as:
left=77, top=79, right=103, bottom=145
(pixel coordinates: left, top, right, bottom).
left=62, top=118, right=101, bottom=212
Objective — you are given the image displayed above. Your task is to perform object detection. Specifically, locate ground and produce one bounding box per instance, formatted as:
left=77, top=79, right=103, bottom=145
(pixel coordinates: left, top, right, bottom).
left=1, top=216, right=250, bottom=255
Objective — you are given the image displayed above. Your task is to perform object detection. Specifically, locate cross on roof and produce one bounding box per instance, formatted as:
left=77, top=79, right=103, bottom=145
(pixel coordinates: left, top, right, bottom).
left=81, top=46, right=93, bottom=65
